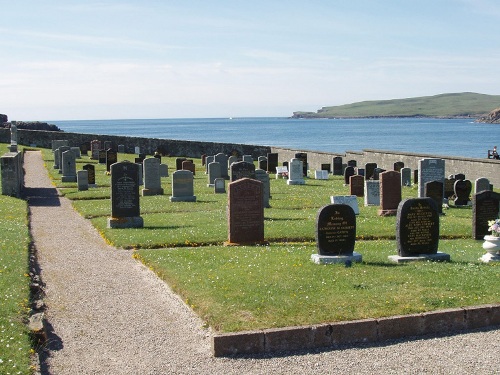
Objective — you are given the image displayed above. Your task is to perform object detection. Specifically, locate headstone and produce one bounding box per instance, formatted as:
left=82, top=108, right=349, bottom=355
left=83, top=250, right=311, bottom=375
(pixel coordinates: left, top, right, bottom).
left=108, top=161, right=143, bottom=228
left=61, top=150, right=77, bottom=182
left=349, top=175, right=364, bottom=197
left=451, top=173, right=466, bottom=181
left=255, top=169, right=270, bottom=208
left=98, top=150, right=106, bottom=164
left=287, top=158, right=305, bottom=185
left=52, top=139, right=69, bottom=152
left=182, top=160, right=196, bottom=175
left=389, top=198, right=448, bottom=262
left=103, top=141, right=112, bottom=151
left=57, top=146, right=70, bottom=173
left=242, top=155, right=253, bottom=164
left=347, top=160, right=357, bottom=167
left=53, top=148, right=61, bottom=170
left=401, top=167, right=412, bottom=186
left=77, top=170, right=88, bottom=191
left=70, top=147, right=81, bottom=159
left=208, top=162, right=221, bottom=187
left=332, top=156, right=343, bottom=175
left=418, top=158, right=444, bottom=198
left=214, top=153, right=229, bottom=179
left=205, top=156, right=214, bottom=173
left=228, top=156, right=238, bottom=170
left=365, top=163, right=377, bottom=180
left=201, top=154, right=207, bottom=166
left=294, top=152, right=308, bottom=176
left=106, top=149, right=117, bottom=172
left=364, top=180, right=380, bottom=206
left=424, top=180, right=444, bottom=215
left=159, top=163, right=169, bottom=177
left=314, top=170, right=329, bottom=180
left=355, top=168, right=365, bottom=177
left=330, top=195, right=359, bottom=215
left=134, top=146, right=141, bottom=154
left=378, top=170, right=401, bottom=216
left=1, top=152, right=23, bottom=197
left=214, top=178, right=226, bottom=193
left=343, top=166, right=355, bottom=185
left=258, top=156, right=267, bottom=171
left=393, top=161, right=404, bottom=172
left=80, top=142, right=89, bottom=156
left=118, top=144, right=125, bottom=153
left=475, top=177, right=490, bottom=194
left=227, top=178, right=264, bottom=244
left=170, top=170, right=196, bottom=202
left=176, top=157, right=187, bottom=171
left=83, top=164, right=96, bottom=186
left=311, top=204, right=360, bottom=264
left=267, top=153, right=279, bottom=173
left=472, top=190, right=500, bottom=239
left=142, top=157, right=164, bottom=196
left=372, top=168, right=385, bottom=180
left=91, top=140, right=101, bottom=160
left=230, top=161, right=256, bottom=182
left=454, top=180, right=472, bottom=206
left=137, top=163, right=143, bottom=186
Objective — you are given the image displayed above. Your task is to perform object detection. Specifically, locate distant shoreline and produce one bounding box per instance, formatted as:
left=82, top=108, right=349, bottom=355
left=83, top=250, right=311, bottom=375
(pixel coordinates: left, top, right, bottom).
left=290, top=114, right=479, bottom=120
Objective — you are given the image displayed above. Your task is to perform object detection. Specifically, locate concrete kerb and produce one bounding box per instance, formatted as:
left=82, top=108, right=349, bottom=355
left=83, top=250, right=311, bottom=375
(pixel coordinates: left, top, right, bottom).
left=211, top=303, right=500, bottom=357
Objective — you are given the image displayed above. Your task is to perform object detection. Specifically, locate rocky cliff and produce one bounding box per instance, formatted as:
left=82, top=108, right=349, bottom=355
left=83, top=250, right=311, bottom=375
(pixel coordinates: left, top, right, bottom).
left=1, top=120, right=61, bottom=131
left=0, top=114, right=7, bottom=123
left=476, top=108, right=500, bottom=123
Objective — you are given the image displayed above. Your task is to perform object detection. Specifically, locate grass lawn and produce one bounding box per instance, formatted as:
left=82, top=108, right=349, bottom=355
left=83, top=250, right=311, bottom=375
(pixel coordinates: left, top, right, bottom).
left=0, top=152, right=33, bottom=374
left=37, top=147, right=500, bottom=333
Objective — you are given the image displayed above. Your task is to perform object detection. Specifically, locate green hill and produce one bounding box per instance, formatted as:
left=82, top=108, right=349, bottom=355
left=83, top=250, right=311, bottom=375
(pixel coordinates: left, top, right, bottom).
left=292, top=92, right=500, bottom=119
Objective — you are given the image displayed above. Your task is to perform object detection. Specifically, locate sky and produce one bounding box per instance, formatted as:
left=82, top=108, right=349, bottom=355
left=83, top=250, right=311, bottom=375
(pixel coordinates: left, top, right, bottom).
left=1, top=0, right=499, bottom=121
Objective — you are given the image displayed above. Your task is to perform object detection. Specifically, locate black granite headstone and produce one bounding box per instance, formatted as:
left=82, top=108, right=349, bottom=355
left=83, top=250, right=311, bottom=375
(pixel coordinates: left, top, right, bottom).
left=425, top=180, right=443, bottom=215
left=111, top=161, right=140, bottom=218
left=365, top=163, right=377, bottom=179
left=396, top=198, right=439, bottom=257
left=230, top=161, right=256, bottom=182
left=106, top=149, right=117, bottom=172
left=333, top=156, right=343, bottom=175
left=472, top=190, right=500, bottom=239
left=454, top=179, right=472, bottom=206
left=83, top=164, right=96, bottom=185
left=98, top=150, right=106, bottom=164
left=267, top=153, right=278, bottom=174
left=344, top=166, right=355, bottom=185
left=316, top=204, right=356, bottom=256
left=294, top=152, right=307, bottom=176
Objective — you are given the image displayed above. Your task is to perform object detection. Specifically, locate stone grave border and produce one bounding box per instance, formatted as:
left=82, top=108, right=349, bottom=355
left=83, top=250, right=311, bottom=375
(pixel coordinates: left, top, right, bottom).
left=212, top=303, right=500, bottom=356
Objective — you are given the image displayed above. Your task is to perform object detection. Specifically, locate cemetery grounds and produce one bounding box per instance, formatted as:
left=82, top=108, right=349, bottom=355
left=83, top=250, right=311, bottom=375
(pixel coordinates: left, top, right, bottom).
left=1, top=144, right=499, bottom=374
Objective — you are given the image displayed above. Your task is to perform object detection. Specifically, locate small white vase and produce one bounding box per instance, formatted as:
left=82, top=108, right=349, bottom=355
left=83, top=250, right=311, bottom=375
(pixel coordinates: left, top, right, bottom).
left=482, top=235, right=500, bottom=255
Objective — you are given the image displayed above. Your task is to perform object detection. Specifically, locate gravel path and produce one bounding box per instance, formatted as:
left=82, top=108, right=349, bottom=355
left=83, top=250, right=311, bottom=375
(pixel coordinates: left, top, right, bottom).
left=24, top=150, right=499, bottom=374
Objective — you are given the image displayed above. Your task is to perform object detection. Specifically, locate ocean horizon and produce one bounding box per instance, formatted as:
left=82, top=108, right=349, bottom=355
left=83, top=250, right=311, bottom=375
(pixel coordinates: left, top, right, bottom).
left=50, top=117, right=496, bottom=159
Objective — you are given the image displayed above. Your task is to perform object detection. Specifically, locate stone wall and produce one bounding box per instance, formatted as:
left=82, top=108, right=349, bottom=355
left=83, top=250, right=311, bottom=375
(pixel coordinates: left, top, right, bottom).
left=2, top=128, right=499, bottom=186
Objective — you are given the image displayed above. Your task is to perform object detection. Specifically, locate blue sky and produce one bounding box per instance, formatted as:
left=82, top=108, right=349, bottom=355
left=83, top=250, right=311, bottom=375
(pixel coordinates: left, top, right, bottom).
left=1, top=0, right=499, bottom=120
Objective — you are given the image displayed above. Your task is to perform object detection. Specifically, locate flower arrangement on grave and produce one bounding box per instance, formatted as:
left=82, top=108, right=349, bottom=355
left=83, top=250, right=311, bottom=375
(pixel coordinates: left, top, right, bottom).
left=487, top=218, right=500, bottom=237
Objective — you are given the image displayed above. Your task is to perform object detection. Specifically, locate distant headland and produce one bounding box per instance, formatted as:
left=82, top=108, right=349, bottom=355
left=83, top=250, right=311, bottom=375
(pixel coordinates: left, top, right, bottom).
left=292, top=92, right=500, bottom=122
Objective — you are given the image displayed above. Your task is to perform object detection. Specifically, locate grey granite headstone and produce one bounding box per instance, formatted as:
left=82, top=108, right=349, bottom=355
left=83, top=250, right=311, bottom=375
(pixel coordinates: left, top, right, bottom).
left=77, top=170, right=88, bottom=191
left=214, top=153, right=229, bottom=179
left=364, top=180, right=380, bottom=206
left=61, top=150, right=77, bottom=182
left=418, top=158, right=444, bottom=198
left=230, top=161, right=255, bottom=182
left=475, top=177, right=490, bottom=194
left=118, top=144, right=125, bottom=153
left=170, top=170, right=196, bottom=202
left=214, top=178, right=226, bottom=193
left=142, top=157, right=164, bottom=196
left=205, top=156, right=214, bottom=174
left=159, top=163, right=169, bottom=177
left=401, top=167, right=412, bottom=186
left=242, top=155, right=253, bottom=164
left=228, top=156, right=238, bottom=170
left=208, top=162, right=221, bottom=187
left=330, top=195, right=359, bottom=215
left=295, top=153, right=308, bottom=176
left=70, top=147, right=81, bottom=159
left=1, top=152, right=23, bottom=197
left=255, top=169, right=270, bottom=208
left=287, top=158, right=305, bottom=185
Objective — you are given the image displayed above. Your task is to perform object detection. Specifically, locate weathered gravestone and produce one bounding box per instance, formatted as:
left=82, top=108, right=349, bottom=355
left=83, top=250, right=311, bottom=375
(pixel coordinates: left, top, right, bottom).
left=347, top=160, right=357, bottom=167
left=364, top=180, right=380, bottom=206
left=255, top=169, right=271, bottom=208
left=214, top=153, right=229, bottom=179
left=258, top=156, right=267, bottom=171
left=242, top=155, right=253, bottom=164
left=424, top=180, right=444, bottom=215
left=134, top=146, right=141, bottom=154
left=61, top=150, right=77, bottom=182
left=444, top=178, right=456, bottom=199
left=208, top=162, right=222, bottom=187
left=472, top=190, right=500, bottom=240
left=228, top=156, right=238, bottom=170
left=142, top=157, right=164, bottom=196
left=230, top=161, right=256, bottom=182
left=159, top=163, right=169, bottom=177
left=332, top=156, right=343, bottom=175
left=52, top=139, right=69, bottom=152
left=349, top=175, right=364, bottom=197
left=1, top=152, right=23, bottom=197
left=205, top=156, right=214, bottom=174
left=454, top=179, right=472, bottom=206
left=343, top=166, right=355, bottom=185
left=70, top=147, right=81, bottom=159
left=401, top=167, right=412, bottom=186
left=226, top=178, right=264, bottom=245
left=330, top=195, right=359, bottom=215
left=175, top=157, right=187, bottom=171
left=106, top=149, right=117, bottom=172
left=77, top=170, right=88, bottom=191
left=389, top=198, right=448, bottom=262
left=201, top=154, right=207, bottom=166
left=418, top=158, right=444, bottom=198
left=266, top=153, right=278, bottom=173
left=103, top=141, right=112, bottom=151
left=355, top=168, right=365, bottom=177
left=294, top=152, right=308, bottom=176
left=57, top=146, right=70, bottom=173
left=80, top=142, right=89, bottom=156
left=108, top=161, right=143, bottom=228
left=314, top=170, right=328, bottom=180
left=182, top=160, right=196, bottom=175
left=372, top=168, right=385, bottom=180
left=287, top=158, right=305, bottom=185
left=82, top=164, right=96, bottom=186
left=170, top=170, right=196, bottom=202
left=311, top=204, right=360, bottom=264
left=475, top=177, right=490, bottom=194
left=117, top=144, right=125, bottom=153
left=365, top=163, right=377, bottom=180
left=98, top=150, right=106, bottom=165
left=214, top=178, right=226, bottom=193
left=378, top=170, right=401, bottom=216
left=90, top=140, right=101, bottom=160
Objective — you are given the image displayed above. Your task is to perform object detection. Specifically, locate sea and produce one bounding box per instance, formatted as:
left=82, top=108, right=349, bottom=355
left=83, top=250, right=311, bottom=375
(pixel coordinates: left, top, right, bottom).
left=50, top=117, right=497, bottom=159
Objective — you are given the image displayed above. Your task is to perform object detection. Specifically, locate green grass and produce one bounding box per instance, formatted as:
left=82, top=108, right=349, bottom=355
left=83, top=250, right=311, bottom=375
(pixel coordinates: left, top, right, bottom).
left=36, top=147, right=500, bottom=333
left=294, top=92, right=500, bottom=118
left=0, top=176, right=33, bottom=374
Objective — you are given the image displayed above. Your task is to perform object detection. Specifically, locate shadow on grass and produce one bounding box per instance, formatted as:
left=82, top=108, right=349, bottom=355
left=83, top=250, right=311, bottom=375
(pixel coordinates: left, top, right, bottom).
left=23, top=187, right=61, bottom=207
